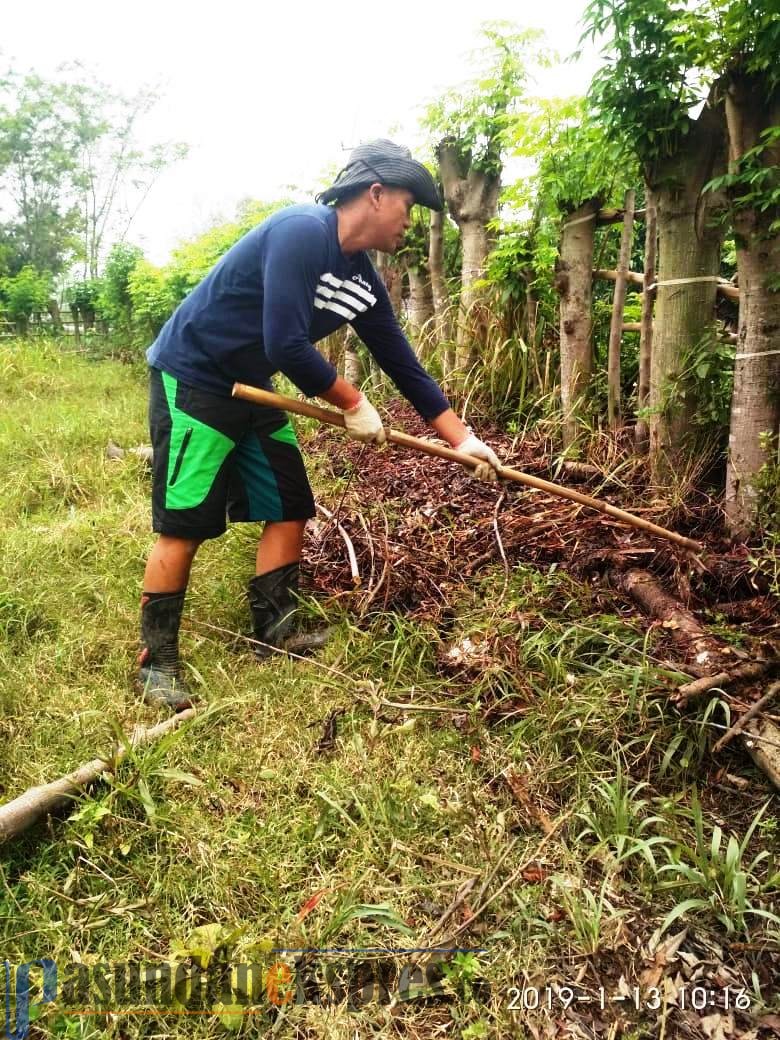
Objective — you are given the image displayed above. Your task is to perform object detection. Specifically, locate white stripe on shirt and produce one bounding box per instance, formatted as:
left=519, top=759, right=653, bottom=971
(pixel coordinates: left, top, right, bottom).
left=333, top=289, right=368, bottom=312
left=320, top=272, right=344, bottom=289
left=341, top=280, right=376, bottom=305
left=314, top=298, right=356, bottom=321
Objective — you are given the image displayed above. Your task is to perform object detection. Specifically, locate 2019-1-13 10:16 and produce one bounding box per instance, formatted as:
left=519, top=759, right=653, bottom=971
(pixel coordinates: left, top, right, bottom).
left=506, top=984, right=753, bottom=1012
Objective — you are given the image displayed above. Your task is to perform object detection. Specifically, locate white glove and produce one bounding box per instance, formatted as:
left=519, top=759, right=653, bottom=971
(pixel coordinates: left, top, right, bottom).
left=454, top=431, right=501, bottom=481
left=343, top=393, right=387, bottom=444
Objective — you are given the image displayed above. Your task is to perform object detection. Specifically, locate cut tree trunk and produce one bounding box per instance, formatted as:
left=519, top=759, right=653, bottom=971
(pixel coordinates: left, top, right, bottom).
left=724, top=77, right=780, bottom=539
left=636, top=186, right=658, bottom=453
left=555, top=198, right=600, bottom=448
left=648, top=104, right=726, bottom=478
left=607, top=189, right=636, bottom=429
left=436, top=138, right=501, bottom=377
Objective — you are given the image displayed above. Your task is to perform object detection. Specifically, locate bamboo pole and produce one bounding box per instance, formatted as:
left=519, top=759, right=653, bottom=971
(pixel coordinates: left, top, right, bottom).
left=232, top=383, right=704, bottom=553
left=607, top=190, right=636, bottom=429
left=594, top=268, right=739, bottom=301
left=0, top=709, right=197, bottom=843
left=636, top=187, right=658, bottom=453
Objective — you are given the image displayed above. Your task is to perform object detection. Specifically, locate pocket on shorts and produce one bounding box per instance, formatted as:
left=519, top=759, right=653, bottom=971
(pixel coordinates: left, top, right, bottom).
left=169, top=427, right=193, bottom=487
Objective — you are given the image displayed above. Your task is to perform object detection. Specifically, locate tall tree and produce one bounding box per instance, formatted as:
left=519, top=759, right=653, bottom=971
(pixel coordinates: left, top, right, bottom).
left=399, top=209, right=435, bottom=352
left=0, top=64, right=186, bottom=283
left=704, top=0, right=780, bottom=537
left=506, top=96, right=634, bottom=446
left=65, top=68, right=187, bottom=278
left=0, top=72, right=82, bottom=274
left=424, top=23, right=548, bottom=377
left=584, top=0, right=727, bottom=477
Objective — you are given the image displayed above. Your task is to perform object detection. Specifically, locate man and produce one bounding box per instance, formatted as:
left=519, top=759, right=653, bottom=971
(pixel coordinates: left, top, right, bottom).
left=140, top=139, right=501, bottom=709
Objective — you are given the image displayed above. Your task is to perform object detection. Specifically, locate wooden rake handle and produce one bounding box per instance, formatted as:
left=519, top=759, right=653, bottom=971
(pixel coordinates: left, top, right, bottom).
left=232, top=382, right=704, bottom=554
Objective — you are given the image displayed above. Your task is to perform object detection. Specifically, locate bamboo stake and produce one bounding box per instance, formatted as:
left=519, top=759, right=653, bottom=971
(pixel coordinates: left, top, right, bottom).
left=636, top=187, right=658, bottom=453
left=608, top=189, right=635, bottom=429
left=232, top=383, right=704, bottom=553
left=0, top=709, right=197, bottom=843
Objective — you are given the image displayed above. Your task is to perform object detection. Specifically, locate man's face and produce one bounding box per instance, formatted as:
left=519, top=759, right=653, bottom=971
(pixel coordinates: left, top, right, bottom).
left=367, top=185, right=415, bottom=253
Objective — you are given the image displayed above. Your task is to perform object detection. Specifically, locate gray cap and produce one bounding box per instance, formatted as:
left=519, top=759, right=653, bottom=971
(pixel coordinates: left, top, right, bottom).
left=317, top=139, right=443, bottom=211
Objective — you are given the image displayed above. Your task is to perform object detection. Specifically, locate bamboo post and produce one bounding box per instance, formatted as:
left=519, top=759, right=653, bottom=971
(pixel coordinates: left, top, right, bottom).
left=232, top=383, right=704, bottom=553
left=636, top=187, right=657, bottom=453
left=607, top=190, right=636, bottom=430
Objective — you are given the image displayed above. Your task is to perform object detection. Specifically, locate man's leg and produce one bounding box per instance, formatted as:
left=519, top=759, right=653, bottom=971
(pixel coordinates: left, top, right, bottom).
left=138, top=536, right=202, bottom=710
left=255, top=519, right=306, bottom=575
left=143, top=368, right=237, bottom=709
left=145, top=534, right=203, bottom=591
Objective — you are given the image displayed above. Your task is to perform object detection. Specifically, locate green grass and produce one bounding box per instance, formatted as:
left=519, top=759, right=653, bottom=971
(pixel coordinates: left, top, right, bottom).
left=0, top=340, right=777, bottom=1039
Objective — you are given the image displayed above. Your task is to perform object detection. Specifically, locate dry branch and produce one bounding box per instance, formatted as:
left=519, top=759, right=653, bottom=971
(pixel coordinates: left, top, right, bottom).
left=675, top=659, right=780, bottom=707
left=0, top=709, right=197, bottom=843
left=316, top=503, right=360, bottom=586
left=713, top=681, right=780, bottom=753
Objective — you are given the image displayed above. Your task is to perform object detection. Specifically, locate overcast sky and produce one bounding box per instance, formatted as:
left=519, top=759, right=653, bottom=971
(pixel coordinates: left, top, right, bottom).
left=3, top=0, right=600, bottom=265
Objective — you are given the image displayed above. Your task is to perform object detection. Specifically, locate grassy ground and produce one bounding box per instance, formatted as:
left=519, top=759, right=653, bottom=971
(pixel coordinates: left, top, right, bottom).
left=0, top=341, right=777, bottom=1040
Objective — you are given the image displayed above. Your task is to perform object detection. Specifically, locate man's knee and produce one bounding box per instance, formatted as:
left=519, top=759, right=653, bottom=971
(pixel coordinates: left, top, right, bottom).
left=156, top=534, right=203, bottom=560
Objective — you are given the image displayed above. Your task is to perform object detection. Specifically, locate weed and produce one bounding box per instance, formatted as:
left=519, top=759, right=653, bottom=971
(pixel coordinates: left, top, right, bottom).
left=657, top=790, right=780, bottom=938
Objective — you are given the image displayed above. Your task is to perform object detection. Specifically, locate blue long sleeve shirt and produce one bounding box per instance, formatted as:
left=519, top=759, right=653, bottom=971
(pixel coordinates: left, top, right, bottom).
left=146, top=204, right=450, bottom=421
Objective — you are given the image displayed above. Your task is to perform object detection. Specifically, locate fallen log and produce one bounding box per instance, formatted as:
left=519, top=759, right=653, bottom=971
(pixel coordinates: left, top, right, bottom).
left=744, top=719, right=780, bottom=791
left=609, top=568, right=725, bottom=670
left=610, top=568, right=778, bottom=788
left=0, top=709, right=197, bottom=843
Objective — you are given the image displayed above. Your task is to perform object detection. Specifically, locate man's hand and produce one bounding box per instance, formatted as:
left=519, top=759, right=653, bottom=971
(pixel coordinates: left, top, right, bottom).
left=343, top=393, right=387, bottom=444
left=454, top=431, right=501, bottom=481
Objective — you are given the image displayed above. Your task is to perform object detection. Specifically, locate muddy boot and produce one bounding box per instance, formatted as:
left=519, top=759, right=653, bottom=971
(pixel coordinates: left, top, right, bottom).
left=247, top=563, right=331, bottom=660
left=137, top=591, right=193, bottom=710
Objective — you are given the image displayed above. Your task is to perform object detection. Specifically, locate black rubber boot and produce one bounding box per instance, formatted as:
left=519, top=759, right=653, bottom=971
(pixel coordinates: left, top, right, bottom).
left=247, top=563, right=300, bottom=659
left=137, top=591, right=193, bottom=710
left=247, top=563, right=332, bottom=660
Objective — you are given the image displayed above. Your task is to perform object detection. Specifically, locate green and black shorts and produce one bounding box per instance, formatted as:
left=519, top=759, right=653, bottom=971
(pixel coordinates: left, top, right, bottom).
left=148, top=368, right=316, bottom=539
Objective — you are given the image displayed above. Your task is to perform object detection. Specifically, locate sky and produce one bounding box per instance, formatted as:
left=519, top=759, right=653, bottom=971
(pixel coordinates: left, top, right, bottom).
left=2, top=0, right=601, bottom=265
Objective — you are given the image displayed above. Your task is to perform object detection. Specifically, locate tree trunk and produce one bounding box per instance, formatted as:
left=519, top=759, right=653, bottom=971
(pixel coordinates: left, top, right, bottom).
left=407, top=265, right=435, bottom=354
left=428, top=207, right=454, bottom=373
left=555, top=198, right=600, bottom=448
left=47, top=299, right=63, bottom=334
left=457, top=220, right=493, bottom=371
left=436, top=138, right=501, bottom=378
left=607, top=189, right=635, bottom=429
left=635, top=185, right=658, bottom=453
left=724, top=78, right=780, bottom=538
left=648, top=105, right=726, bottom=478
left=376, top=251, right=403, bottom=319
left=343, top=327, right=365, bottom=385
